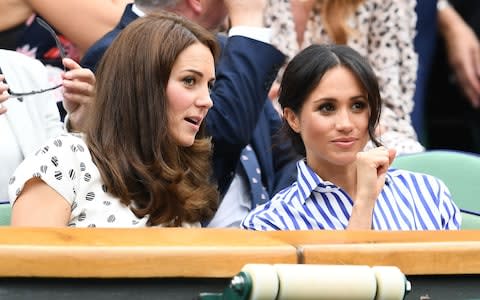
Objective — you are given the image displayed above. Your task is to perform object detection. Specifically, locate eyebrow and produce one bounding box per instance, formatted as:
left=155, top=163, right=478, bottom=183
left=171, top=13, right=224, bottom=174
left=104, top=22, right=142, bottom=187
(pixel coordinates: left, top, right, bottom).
left=181, top=69, right=215, bottom=82
left=312, top=95, right=367, bottom=103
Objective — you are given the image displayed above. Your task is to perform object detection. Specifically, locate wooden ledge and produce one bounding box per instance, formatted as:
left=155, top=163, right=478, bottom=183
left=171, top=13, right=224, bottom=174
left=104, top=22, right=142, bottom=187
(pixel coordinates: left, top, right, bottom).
left=0, top=228, right=479, bottom=278
left=264, top=230, right=480, bottom=275
left=0, top=228, right=297, bottom=278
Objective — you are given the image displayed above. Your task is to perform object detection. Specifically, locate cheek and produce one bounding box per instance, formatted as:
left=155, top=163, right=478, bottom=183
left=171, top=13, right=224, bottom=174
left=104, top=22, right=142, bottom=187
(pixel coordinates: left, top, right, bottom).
left=166, top=83, right=192, bottom=114
left=299, top=114, right=329, bottom=143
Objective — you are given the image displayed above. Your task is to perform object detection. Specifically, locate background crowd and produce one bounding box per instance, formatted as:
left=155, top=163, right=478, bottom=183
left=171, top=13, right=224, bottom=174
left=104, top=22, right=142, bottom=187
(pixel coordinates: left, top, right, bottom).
left=0, top=0, right=476, bottom=229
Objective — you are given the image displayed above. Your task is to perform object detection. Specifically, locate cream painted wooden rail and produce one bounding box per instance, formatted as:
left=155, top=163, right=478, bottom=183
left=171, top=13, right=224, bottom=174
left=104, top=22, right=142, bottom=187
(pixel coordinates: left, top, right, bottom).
left=0, top=228, right=479, bottom=278
left=0, top=227, right=297, bottom=278
left=263, top=230, right=480, bottom=275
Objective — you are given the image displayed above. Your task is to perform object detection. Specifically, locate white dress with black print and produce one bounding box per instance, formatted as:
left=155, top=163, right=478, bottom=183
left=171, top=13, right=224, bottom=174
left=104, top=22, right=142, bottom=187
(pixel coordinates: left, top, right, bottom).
left=8, top=133, right=200, bottom=228
left=265, top=0, right=424, bottom=154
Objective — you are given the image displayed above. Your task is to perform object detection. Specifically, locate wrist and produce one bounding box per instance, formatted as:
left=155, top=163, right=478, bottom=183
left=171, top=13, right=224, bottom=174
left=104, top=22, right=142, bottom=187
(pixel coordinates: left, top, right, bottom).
left=437, top=0, right=450, bottom=11
left=229, top=14, right=263, bottom=28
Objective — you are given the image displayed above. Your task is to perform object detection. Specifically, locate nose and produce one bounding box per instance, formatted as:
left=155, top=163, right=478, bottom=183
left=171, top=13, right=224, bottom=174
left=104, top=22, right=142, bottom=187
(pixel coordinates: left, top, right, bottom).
left=196, top=85, right=213, bottom=109
left=335, top=108, right=354, bottom=132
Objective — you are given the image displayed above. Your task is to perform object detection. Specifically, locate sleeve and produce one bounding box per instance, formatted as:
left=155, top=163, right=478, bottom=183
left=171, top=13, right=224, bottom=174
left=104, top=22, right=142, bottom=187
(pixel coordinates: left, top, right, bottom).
left=436, top=178, right=462, bottom=230
left=367, top=0, right=423, bottom=153
left=241, top=200, right=284, bottom=231
left=80, top=31, right=118, bottom=73
left=266, top=101, right=300, bottom=195
left=8, top=134, right=85, bottom=207
left=209, top=36, right=285, bottom=195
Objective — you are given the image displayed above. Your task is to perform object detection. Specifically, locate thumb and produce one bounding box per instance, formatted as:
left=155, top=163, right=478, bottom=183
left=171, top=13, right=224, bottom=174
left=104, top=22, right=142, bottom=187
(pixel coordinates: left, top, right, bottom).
left=388, top=148, right=396, bottom=166
left=62, top=58, right=82, bottom=71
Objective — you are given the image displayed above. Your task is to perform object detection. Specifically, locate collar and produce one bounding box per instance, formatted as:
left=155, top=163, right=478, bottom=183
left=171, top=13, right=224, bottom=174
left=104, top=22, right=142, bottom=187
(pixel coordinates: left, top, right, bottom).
left=295, top=160, right=393, bottom=205
left=295, top=160, right=338, bottom=205
left=131, top=4, right=146, bottom=17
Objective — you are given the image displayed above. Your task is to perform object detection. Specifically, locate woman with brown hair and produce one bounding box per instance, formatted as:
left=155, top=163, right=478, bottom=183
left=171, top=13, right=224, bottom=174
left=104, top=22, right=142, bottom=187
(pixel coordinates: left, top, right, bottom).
left=8, top=12, right=220, bottom=228
left=265, top=0, right=423, bottom=154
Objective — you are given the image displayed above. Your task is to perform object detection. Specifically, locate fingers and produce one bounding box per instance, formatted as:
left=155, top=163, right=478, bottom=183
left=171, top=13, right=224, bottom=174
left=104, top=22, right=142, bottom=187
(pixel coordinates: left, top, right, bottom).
left=62, top=78, right=94, bottom=98
left=0, top=76, right=9, bottom=115
left=388, top=148, right=397, bottom=166
left=62, top=67, right=95, bottom=85
left=0, top=77, right=9, bottom=101
left=62, top=58, right=81, bottom=71
left=61, top=62, right=95, bottom=116
left=268, top=82, right=280, bottom=100
left=357, top=146, right=390, bottom=174
left=455, top=52, right=480, bottom=108
left=470, top=46, right=480, bottom=108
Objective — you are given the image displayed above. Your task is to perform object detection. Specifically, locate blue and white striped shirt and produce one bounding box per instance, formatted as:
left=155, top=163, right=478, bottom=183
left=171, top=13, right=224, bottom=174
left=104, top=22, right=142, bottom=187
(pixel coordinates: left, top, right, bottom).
left=241, top=160, right=461, bottom=231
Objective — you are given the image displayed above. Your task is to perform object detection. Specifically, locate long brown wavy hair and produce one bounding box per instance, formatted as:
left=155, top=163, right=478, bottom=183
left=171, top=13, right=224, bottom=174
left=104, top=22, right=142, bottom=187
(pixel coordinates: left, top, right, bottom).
left=86, top=12, right=220, bottom=226
left=319, top=0, right=364, bottom=44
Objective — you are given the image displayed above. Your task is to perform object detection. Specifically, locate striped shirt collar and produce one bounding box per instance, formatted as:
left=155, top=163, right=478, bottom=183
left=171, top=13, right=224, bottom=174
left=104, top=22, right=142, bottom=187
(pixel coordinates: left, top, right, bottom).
left=295, top=159, right=392, bottom=205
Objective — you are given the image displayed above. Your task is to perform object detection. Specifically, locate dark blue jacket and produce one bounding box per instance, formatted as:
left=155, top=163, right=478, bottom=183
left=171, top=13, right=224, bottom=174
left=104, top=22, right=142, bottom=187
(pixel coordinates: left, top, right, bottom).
left=81, top=4, right=299, bottom=206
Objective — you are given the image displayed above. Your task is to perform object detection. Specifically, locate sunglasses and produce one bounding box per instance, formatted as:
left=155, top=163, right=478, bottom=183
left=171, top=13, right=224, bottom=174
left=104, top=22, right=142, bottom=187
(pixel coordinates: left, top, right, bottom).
left=1, top=17, right=66, bottom=102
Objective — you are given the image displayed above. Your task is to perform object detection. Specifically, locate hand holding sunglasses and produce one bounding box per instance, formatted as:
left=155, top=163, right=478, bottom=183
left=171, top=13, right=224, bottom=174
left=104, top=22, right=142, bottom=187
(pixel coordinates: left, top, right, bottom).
left=0, top=17, right=67, bottom=102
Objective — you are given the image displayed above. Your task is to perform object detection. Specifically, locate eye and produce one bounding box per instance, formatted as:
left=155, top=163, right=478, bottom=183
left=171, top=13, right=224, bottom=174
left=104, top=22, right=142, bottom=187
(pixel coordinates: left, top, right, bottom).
left=183, top=76, right=196, bottom=87
left=318, top=102, right=335, bottom=113
left=352, top=100, right=368, bottom=112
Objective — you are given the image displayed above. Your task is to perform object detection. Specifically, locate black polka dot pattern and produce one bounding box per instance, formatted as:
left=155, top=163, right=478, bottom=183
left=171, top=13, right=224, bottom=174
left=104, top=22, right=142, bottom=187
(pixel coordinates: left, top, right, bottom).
left=84, top=173, right=91, bottom=182
left=9, top=134, right=158, bottom=228
left=54, top=170, right=63, bottom=180
left=85, top=192, right=95, bottom=201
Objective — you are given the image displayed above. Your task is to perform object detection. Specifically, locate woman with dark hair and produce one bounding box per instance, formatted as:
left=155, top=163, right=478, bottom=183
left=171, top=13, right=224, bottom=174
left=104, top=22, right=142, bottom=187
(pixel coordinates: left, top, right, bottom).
left=242, top=44, right=461, bottom=231
left=265, top=0, right=423, bottom=154
left=8, top=12, right=219, bottom=228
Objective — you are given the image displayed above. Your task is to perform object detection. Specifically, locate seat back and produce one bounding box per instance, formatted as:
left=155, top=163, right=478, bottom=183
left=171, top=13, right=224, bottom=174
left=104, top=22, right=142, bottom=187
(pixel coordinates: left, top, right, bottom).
left=0, top=204, right=11, bottom=226
left=391, top=150, right=480, bottom=216
left=460, top=212, right=480, bottom=230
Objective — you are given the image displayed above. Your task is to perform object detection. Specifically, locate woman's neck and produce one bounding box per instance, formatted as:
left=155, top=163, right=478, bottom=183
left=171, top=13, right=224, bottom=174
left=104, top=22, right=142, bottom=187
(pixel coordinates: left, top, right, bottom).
left=309, top=159, right=358, bottom=200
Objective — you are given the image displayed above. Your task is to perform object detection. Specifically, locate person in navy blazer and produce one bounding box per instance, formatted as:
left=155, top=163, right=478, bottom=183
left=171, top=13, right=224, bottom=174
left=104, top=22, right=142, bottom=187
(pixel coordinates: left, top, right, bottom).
left=77, top=0, right=299, bottom=226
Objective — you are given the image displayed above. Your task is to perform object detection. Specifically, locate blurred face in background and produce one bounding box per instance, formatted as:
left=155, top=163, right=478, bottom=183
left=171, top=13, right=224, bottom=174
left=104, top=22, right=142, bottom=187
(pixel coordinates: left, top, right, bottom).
left=197, top=0, right=228, bottom=30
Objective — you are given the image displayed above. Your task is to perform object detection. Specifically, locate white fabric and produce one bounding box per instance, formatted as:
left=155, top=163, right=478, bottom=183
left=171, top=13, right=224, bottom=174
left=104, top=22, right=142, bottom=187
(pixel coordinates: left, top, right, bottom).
left=207, top=170, right=251, bottom=228
left=0, top=50, right=64, bottom=200
left=0, top=117, right=22, bottom=201
left=228, top=26, right=272, bottom=44
left=9, top=133, right=200, bottom=228
left=131, top=4, right=145, bottom=17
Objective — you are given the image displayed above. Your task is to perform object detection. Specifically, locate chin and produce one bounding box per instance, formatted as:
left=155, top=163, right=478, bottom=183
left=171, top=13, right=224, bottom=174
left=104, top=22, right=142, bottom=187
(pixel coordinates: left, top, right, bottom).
left=179, top=140, right=195, bottom=147
left=173, top=136, right=196, bottom=147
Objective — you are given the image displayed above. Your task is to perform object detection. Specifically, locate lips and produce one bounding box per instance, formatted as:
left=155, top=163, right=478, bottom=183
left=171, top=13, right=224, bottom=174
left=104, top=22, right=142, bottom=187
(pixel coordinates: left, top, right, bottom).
left=331, top=137, right=357, bottom=148
left=185, top=117, right=201, bottom=125
left=332, top=137, right=356, bottom=143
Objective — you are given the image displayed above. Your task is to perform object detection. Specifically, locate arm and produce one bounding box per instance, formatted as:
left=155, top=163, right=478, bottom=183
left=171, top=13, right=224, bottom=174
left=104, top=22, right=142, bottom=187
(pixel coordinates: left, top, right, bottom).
left=437, top=2, right=480, bottom=108
left=209, top=0, right=285, bottom=194
left=24, top=0, right=132, bottom=55
left=62, top=58, right=95, bottom=132
left=349, top=147, right=396, bottom=230
left=8, top=135, right=85, bottom=226
left=0, top=0, right=32, bottom=31
left=0, top=76, right=8, bottom=115
left=267, top=102, right=300, bottom=195
left=11, top=178, right=70, bottom=227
